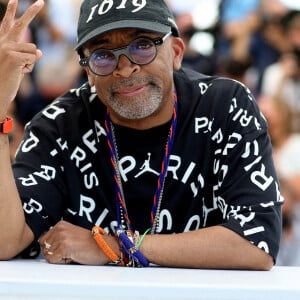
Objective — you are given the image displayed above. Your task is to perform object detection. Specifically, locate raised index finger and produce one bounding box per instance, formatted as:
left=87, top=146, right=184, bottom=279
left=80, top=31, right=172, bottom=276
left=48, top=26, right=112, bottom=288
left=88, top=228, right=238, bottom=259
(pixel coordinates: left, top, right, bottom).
left=0, top=0, right=18, bottom=35
left=8, top=0, right=44, bottom=42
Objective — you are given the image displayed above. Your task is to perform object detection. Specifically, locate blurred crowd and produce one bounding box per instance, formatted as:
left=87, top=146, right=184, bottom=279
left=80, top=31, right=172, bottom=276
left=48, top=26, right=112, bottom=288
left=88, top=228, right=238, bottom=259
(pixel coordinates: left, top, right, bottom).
left=2, top=0, right=300, bottom=266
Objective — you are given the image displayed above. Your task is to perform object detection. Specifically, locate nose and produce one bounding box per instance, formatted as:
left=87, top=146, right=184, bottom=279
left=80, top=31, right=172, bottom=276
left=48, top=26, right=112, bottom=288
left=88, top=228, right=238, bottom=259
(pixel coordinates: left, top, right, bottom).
left=112, top=54, right=140, bottom=77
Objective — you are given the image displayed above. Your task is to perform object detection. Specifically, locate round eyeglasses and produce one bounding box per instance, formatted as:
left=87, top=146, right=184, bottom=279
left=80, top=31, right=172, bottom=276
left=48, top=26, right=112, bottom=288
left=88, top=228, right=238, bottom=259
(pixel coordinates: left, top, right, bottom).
left=79, top=32, right=172, bottom=76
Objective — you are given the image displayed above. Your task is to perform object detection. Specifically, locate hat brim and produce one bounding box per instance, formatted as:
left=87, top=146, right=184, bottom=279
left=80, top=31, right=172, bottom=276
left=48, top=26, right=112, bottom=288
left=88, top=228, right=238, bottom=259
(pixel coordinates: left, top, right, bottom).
left=75, top=20, right=172, bottom=50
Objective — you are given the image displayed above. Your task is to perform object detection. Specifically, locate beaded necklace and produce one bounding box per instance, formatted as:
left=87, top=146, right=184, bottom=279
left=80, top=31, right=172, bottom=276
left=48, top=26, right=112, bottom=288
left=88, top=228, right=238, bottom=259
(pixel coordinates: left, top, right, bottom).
left=105, top=91, right=178, bottom=237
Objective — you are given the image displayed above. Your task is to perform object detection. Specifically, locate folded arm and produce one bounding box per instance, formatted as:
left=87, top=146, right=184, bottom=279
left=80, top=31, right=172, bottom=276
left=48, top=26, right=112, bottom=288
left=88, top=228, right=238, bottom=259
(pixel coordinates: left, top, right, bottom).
left=37, top=221, right=273, bottom=270
left=139, top=226, right=274, bottom=270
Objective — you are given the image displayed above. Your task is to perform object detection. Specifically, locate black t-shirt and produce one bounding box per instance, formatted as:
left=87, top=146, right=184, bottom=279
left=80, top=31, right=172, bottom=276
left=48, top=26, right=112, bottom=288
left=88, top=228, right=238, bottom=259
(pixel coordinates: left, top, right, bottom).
left=13, top=68, right=282, bottom=260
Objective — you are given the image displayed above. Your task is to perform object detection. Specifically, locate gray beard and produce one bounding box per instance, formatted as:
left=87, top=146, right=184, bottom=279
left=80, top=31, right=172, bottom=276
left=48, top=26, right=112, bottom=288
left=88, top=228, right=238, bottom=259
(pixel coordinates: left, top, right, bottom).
left=108, top=77, right=163, bottom=120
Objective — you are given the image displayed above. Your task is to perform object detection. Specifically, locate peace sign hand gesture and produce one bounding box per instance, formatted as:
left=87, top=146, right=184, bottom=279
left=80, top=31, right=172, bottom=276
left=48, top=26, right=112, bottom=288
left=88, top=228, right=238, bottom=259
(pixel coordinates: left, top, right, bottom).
left=0, top=0, right=44, bottom=118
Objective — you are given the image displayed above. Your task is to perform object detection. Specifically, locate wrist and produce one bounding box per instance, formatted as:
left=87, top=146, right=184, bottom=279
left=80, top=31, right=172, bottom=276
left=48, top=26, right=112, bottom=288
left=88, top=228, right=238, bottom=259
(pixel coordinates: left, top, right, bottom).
left=0, top=112, right=8, bottom=122
left=116, top=229, right=149, bottom=267
left=92, top=226, right=124, bottom=266
left=138, top=234, right=148, bottom=253
left=0, top=117, right=13, bottom=134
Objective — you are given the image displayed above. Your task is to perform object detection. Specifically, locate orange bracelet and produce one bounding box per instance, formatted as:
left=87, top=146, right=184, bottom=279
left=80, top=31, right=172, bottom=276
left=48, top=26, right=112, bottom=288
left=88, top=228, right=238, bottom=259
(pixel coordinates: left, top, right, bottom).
left=92, top=226, right=123, bottom=266
left=0, top=117, right=13, bottom=134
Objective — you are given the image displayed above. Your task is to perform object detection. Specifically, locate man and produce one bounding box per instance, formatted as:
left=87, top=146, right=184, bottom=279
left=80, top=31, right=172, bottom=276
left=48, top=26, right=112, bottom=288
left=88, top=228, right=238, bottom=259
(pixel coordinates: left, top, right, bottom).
left=0, top=0, right=282, bottom=269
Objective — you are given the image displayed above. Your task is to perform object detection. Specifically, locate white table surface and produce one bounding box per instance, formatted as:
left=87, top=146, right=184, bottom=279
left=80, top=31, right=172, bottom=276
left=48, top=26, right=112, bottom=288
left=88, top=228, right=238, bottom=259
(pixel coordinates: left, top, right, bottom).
left=0, top=259, right=299, bottom=300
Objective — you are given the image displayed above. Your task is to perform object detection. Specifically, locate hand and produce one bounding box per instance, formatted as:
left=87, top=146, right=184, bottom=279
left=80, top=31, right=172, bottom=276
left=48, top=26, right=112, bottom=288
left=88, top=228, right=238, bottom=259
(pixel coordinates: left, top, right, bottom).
left=0, top=0, right=44, bottom=117
left=39, top=220, right=118, bottom=265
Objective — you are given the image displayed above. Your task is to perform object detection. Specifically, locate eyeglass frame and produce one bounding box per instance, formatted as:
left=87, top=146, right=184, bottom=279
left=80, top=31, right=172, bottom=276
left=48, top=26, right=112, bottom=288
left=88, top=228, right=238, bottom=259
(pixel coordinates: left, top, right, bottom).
left=79, top=31, right=173, bottom=76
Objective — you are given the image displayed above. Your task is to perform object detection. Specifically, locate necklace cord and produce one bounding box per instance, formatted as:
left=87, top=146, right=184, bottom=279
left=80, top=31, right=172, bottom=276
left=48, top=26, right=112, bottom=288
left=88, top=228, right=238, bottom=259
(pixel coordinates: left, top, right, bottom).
left=104, top=90, right=178, bottom=266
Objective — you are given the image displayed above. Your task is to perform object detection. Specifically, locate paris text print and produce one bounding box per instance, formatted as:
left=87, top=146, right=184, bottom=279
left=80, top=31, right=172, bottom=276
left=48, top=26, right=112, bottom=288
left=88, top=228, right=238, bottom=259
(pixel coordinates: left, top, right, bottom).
left=13, top=68, right=282, bottom=259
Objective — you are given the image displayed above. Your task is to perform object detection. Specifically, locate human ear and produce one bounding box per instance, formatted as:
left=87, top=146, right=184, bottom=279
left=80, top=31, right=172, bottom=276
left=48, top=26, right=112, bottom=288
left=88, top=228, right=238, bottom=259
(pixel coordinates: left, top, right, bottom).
left=172, top=37, right=185, bottom=70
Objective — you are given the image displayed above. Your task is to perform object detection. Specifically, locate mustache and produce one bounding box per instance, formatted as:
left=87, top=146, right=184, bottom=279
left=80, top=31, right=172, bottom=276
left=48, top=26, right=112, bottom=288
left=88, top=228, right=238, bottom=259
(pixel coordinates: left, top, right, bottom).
left=111, top=76, right=156, bottom=91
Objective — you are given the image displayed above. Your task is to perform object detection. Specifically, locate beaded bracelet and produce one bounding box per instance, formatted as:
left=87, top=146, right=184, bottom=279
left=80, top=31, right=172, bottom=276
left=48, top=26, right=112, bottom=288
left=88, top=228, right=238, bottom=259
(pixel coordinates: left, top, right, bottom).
left=92, top=226, right=124, bottom=266
left=116, top=228, right=149, bottom=267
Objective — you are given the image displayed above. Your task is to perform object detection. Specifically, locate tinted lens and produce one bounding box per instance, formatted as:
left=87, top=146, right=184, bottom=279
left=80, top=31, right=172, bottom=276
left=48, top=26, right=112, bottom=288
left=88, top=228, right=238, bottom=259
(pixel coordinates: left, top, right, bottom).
left=87, top=37, right=158, bottom=75
left=90, top=49, right=117, bottom=75
left=129, top=38, right=157, bottom=64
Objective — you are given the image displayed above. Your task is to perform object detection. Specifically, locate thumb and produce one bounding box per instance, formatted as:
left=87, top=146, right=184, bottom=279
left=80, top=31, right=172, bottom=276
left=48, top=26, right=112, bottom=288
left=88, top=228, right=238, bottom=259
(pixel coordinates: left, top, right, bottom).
left=36, top=49, right=43, bottom=62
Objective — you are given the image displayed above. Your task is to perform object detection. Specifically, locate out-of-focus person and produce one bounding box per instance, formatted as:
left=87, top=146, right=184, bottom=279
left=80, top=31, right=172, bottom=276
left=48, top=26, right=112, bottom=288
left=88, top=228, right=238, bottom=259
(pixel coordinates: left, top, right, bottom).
left=249, top=0, right=292, bottom=94
left=166, top=0, right=221, bottom=75
left=259, top=95, right=300, bottom=265
left=261, top=11, right=300, bottom=131
left=32, top=0, right=82, bottom=101
left=218, top=0, right=260, bottom=61
left=28, top=0, right=82, bottom=102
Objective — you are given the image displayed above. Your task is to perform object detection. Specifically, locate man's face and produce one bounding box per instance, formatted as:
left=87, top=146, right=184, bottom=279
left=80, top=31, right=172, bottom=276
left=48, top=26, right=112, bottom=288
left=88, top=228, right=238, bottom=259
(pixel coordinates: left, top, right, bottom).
left=82, top=29, right=184, bottom=127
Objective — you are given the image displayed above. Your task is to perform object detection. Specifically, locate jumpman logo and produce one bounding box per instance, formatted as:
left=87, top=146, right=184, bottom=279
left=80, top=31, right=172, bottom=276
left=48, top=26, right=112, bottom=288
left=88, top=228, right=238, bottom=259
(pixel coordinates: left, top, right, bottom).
left=134, top=152, right=159, bottom=178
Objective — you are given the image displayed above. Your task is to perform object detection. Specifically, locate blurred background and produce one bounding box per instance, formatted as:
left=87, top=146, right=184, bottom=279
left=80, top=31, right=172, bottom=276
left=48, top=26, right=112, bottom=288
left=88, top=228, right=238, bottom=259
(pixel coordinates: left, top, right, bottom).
left=1, top=0, right=300, bottom=266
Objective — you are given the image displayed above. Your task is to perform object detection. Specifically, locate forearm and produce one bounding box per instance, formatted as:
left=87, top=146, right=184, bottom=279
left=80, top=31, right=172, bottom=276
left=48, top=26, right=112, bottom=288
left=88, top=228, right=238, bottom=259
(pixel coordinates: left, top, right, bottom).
left=0, top=135, right=30, bottom=259
left=139, top=226, right=274, bottom=270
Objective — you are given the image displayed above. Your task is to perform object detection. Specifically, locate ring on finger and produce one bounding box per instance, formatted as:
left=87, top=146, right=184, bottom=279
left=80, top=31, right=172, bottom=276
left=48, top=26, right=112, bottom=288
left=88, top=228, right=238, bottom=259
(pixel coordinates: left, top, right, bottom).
left=44, top=241, right=51, bottom=250
left=47, top=251, right=54, bottom=255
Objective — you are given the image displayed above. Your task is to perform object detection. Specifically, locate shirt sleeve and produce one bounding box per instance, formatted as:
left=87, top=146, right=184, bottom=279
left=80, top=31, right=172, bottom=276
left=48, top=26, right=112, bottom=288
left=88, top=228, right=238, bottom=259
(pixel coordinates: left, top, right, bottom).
left=12, top=113, right=67, bottom=242
left=210, top=79, right=283, bottom=262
